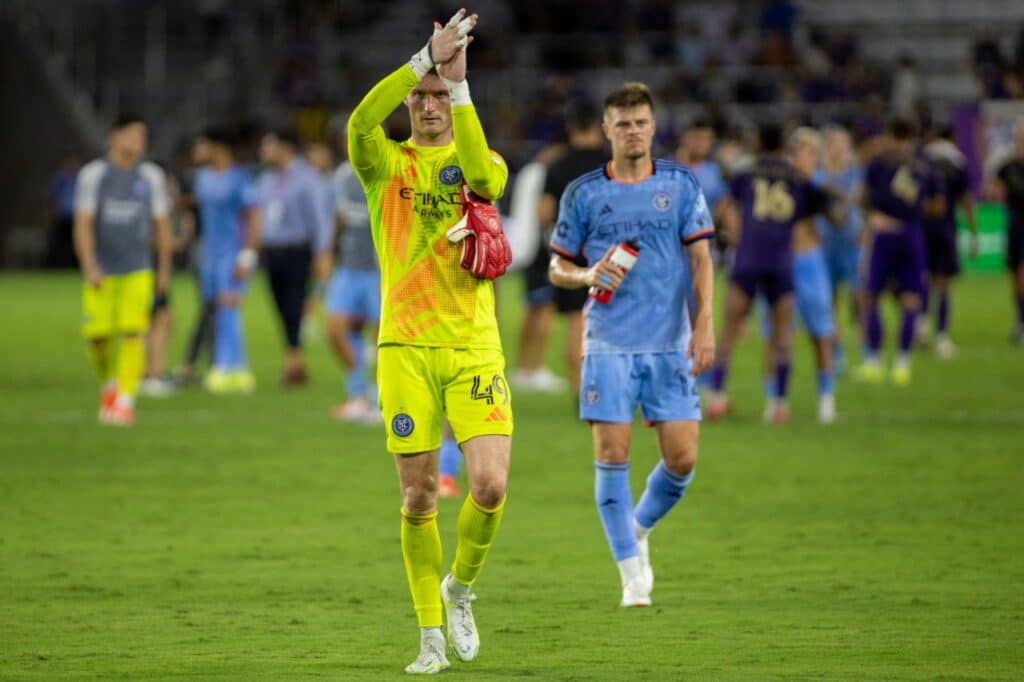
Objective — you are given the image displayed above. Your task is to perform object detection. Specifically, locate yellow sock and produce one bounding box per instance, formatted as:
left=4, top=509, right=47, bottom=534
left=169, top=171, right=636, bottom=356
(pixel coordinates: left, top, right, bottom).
left=116, top=334, right=145, bottom=399
left=87, top=339, right=114, bottom=383
left=401, top=508, right=443, bottom=628
left=452, top=494, right=505, bottom=587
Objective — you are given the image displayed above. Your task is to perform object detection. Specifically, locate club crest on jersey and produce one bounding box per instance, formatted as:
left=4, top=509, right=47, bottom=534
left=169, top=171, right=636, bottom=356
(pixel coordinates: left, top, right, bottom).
left=133, top=178, right=149, bottom=197
left=652, top=192, right=671, bottom=212
left=391, top=413, right=415, bottom=437
left=584, top=385, right=600, bottom=405
left=439, top=165, right=463, bottom=185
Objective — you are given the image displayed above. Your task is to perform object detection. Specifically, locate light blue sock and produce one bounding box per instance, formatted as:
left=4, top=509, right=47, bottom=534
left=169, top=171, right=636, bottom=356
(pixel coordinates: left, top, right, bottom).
left=595, top=462, right=637, bottom=561
left=231, top=307, right=247, bottom=369
left=634, top=461, right=694, bottom=531
left=763, top=376, right=778, bottom=400
left=817, top=369, right=834, bottom=397
left=214, top=307, right=235, bottom=370
left=347, top=329, right=366, bottom=398
left=439, top=437, right=461, bottom=477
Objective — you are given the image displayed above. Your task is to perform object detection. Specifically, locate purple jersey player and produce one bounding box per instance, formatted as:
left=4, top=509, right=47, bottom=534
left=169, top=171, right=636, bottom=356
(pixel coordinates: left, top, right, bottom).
left=920, top=126, right=978, bottom=359
left=854, top=118, right=943, bottom=386
left=992, top=117, right=1024, bottom=345
left=707, top=123, right=832, bottom=423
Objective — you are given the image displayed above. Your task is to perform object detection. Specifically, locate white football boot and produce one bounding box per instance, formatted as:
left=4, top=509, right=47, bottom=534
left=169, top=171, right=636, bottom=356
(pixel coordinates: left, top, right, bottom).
left=618, top=556, right=652, bottom=608
left=441, top=573, right=480, bottom=662
left=817, top=394, right=836, bottom=424
left=404, top=631, right=450, bottom=675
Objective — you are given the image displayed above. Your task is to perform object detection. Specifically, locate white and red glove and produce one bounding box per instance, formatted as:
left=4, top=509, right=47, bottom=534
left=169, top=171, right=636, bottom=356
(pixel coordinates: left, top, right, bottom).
left=446, top=185, right=512, bottom=280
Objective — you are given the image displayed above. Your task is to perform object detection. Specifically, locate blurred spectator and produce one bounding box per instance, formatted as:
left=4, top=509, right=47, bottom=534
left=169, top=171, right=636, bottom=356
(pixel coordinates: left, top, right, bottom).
left=45, top=155, right=80, bottom=268
left=973, top=31, right=1006, bottom=98
left=891, top=54, right=922, bottom=121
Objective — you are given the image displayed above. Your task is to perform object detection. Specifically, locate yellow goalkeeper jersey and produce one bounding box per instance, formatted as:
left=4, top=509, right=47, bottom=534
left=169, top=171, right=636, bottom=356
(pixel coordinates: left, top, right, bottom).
left=348, top=65, right=508, bottom=350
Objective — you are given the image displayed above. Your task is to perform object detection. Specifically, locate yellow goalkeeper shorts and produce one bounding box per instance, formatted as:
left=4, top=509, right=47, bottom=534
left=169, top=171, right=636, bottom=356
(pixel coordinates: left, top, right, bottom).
left=377, top=345, right=514, bottom=454
left=81, top=269, right=154, bottom=339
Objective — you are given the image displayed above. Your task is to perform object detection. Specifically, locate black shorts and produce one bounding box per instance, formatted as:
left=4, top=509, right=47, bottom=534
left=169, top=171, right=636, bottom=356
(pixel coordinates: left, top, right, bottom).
left=1009, top=225, right=1024, bottom=271
left=552, top=282, right=587, bottom=313
left=924, top=225, right=960, bottom=277
left=151, top=291, right=170, bottom=314
left=523, top=242, right=553, bottom=307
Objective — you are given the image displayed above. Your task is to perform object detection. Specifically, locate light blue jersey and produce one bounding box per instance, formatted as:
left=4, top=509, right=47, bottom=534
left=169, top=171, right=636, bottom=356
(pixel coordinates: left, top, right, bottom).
left=551, top=159, right=714, bottom=356
left=690, top=159, right=728, bottom=210
left=195, top=165, right=258, bottom=299
left=195, top=166, right=258, bottom=259
left=814, top=165, right=863, bottom=289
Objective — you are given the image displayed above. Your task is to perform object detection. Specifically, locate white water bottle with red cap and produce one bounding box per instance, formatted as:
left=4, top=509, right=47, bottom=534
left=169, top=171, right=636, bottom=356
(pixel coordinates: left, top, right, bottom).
left=589, top=239, right=640, bottom=304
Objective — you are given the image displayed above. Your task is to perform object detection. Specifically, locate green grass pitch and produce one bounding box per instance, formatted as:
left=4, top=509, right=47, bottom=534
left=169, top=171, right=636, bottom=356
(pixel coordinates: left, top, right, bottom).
left=1, top=271, right=1022, bottom=680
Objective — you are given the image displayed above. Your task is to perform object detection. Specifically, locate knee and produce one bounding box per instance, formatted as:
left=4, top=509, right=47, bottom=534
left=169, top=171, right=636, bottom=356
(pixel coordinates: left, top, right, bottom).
left=595, top=444, right=629, bottom=466
left=402, top=478, right=438, bottom=515
left=662, top=444, right=697, bottom=476
left=469, top=474, right=507, bottom=509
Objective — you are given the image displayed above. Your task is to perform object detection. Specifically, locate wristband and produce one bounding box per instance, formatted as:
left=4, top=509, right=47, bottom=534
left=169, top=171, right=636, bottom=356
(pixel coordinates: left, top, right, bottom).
left=237, top=248, right=258, bottom=269
left=440, top=76, right=471, bottom=106
left=408, top=43, right=434, bottom=79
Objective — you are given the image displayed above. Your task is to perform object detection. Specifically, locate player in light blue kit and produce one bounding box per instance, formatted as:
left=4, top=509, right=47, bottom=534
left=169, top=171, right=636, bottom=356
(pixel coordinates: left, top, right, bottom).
left=549, top=83, right=716, bottom=608
left=195, top=127, right=261, bottom=394
left=814, top=126, right=863, bottom=374
left=326, top=158, right=382, bottom=424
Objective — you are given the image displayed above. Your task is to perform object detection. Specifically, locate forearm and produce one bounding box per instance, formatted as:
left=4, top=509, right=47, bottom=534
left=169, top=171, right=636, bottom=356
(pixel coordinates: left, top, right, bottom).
left=154, top=217, right=173, bottom=281
left=244, top=209, right=262, bottom=252
left=452, top=101, right=506, bottom=201
left=73, top=215, right=97, bottom=271
left=312, top=250, right=332, bottom=283
left=688, top=243, right=715, bottom=327
left=348, top=65, right=420, bottom=179
left=548, top=254, right=590, bottom=289
left=961, top=196, right=978, bottom=235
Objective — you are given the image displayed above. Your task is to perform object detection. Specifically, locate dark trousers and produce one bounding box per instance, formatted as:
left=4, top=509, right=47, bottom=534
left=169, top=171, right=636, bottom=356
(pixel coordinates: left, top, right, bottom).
left=264, top=245, right=311, bottom=349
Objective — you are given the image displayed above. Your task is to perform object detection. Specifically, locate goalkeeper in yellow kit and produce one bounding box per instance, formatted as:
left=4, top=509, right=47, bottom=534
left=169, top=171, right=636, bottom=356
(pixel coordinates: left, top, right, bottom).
left=347, top=8, right=512, bottom=675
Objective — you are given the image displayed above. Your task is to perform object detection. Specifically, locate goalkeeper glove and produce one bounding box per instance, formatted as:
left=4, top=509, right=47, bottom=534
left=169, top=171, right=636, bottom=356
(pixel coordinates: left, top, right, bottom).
left=446, top=185, right=512, bottom=280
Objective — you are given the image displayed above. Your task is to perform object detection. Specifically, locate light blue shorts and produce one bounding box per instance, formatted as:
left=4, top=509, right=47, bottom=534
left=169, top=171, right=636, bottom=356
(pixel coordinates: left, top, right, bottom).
left=824, top=237, right=860, bottom=291
left=760, top=248, right=835, bottom=339
left=325, top=267, right=380, bottom=322
left=200, top=253, right=246, bottom=301
left=580, top=352, right=702, bottom=423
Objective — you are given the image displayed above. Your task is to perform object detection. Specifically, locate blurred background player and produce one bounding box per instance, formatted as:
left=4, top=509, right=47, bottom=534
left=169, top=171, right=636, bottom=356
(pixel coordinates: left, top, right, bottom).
left=676, top=118, right=730, bottom=226
left=347, top=10, right=512, bottom=673
left=73, top=114, right=172, bottom=425
left=325, top=142, right=381, bottom=424
left=196, top=126, right=261, bottom=394
left=990, top=117, right=1024, bottom=345
left=549, top=82, right=715, bottom=608
left=533, top=99, right=608, bottom=398
left=760, top=127, right=841, bottom=423
left=176, top=133, right=217, bottom=385
left=513, top=141, right=569, bottom=395
left=919, top=124, right=978, bottom=358
left=814, top=125, right=864, bottom=374
left=140, top=162, right=183, bottom=398
left=45, top=154, right=80, bottom=268
left=301, top=141, right=337, bottom=347
left=257, top=127, right=333, bottom=387
left=855, top=118, right=942, bottom=385
left=708, top=123, right=833, bottom=423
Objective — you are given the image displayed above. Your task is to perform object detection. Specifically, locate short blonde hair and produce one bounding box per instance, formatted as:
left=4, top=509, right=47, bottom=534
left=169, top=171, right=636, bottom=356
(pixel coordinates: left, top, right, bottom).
left=604, top=82, right=654, bottom=114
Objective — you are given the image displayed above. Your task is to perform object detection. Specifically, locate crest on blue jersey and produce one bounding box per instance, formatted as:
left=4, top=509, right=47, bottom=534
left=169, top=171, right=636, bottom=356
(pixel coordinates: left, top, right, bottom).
left=652, top=192, right=671, bottom=212
left=584, top=385, right=600, bottom=405
left=133, top=178, right=149, bottom=197
left=392, top=413, right=415, bottom=437
left=439, top=165, right=463, bottom=185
